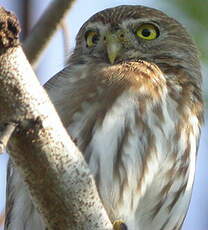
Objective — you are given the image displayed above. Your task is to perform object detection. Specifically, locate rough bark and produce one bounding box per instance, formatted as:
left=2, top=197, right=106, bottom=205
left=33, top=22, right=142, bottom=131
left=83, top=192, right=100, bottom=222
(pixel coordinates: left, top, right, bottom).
left=0, top=6, right=112, bottom=230
left=23, top=0, right=76, bottom=66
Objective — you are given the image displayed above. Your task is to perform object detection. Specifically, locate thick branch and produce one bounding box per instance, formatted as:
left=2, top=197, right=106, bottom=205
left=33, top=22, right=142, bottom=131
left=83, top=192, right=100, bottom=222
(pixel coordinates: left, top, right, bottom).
left=0, top=7, right=112, bottom=230
left=23, top=0, right=76, bottom=66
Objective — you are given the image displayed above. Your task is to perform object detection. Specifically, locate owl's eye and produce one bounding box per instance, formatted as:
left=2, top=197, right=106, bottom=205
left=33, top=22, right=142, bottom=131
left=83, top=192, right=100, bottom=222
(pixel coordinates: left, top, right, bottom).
left=85, top=31, right=99, bottom=47
left=136, top=24, right=159, bottom=40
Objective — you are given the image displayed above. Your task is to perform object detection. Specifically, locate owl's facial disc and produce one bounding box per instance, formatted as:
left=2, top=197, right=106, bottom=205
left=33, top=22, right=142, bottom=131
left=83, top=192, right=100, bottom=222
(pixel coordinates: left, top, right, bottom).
left=84, top=22, right=162, bottom=65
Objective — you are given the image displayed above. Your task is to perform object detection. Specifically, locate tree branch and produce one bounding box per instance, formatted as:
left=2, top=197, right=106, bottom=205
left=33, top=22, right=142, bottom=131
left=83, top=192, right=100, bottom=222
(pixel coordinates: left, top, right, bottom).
left=23, top=0, right=76, bottom=66
left=0, top=7, right=112, bottom=230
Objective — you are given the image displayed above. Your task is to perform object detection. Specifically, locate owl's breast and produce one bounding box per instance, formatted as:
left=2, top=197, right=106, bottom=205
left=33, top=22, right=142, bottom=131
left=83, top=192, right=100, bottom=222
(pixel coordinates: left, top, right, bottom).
left=62, top=62, right=201, bottom=230
left=66, top=79, right=200, bottom=229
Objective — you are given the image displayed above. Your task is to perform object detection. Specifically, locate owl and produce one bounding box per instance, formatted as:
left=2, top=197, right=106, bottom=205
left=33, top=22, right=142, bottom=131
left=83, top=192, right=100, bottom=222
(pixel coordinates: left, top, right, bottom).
left=5, top=5, right=203, bottom=230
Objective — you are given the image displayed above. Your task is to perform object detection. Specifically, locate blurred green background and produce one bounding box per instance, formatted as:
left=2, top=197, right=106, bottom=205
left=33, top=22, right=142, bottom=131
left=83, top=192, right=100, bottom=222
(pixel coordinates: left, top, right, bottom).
left=161, top=0, right=208, bottom=107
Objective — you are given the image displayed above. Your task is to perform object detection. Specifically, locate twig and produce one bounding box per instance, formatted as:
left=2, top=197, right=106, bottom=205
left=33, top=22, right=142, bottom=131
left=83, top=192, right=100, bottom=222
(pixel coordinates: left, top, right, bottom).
left=60, top=19, right=70, bottom=63
left=20, top=0, right=31, bottom=38
left=0, top=7, right=112, bottom=229
left=0, top=123, right=17, bottom=153
left=23, top=0, right=77, bottom=67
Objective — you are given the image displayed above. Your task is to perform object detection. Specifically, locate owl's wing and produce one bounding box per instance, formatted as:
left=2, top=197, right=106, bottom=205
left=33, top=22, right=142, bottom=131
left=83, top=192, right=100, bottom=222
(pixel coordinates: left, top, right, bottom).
left=44, top=65, right=76, bottom=127
left=4, top=160, right=45, bottom=230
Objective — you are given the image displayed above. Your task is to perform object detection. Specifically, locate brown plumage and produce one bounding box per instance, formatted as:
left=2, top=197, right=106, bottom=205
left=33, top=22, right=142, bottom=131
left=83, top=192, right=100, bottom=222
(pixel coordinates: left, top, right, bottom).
left=5, top=5, right=203, bottom=230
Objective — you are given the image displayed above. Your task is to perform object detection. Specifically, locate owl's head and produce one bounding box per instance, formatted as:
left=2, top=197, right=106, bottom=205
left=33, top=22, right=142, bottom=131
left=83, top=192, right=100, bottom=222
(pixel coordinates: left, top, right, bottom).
left=70, top=5, right=201, bottom=83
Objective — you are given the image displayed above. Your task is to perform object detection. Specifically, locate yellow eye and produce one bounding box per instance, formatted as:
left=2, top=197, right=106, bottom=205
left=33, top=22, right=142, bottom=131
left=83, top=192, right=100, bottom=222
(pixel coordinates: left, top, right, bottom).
left=85, top=31, right=99, bottom=47
left=136, top=24, right=159, bottom=40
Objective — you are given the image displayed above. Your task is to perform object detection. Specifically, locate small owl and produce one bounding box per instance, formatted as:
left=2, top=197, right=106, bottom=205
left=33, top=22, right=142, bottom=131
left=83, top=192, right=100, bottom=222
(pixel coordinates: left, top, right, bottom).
left=5, top=5, right=203, bottom=230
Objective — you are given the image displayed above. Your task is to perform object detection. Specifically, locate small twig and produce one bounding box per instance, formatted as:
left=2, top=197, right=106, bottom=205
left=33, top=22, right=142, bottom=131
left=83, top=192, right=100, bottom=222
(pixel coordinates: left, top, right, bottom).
left=60, top=19, right=70, bottom=64
left=21, top=0, right=31, bottom=38
left=23, top=0, right=77, bottom=67
left=0, top=123, right=17, bottom=153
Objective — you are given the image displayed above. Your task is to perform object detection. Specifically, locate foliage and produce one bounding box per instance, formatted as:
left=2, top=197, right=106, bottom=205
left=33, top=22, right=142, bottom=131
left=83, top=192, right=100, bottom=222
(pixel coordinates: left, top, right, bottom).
left=171, top=0, right=208, bottom=64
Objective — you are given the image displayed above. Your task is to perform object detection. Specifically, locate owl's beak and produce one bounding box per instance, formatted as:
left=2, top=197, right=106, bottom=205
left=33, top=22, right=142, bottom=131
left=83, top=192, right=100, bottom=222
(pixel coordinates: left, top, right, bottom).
left=106, top=34, right=122, bottom=64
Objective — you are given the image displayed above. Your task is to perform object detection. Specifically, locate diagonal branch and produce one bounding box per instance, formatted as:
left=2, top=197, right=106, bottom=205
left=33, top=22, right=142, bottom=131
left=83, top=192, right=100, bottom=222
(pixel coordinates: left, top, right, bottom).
left=0, top=7, right=112, bottom=230
left=23, top=0, right=76, bottom=66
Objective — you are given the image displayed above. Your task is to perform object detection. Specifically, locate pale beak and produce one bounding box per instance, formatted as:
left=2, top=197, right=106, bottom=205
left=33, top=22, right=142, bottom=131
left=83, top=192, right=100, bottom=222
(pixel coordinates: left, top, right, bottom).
left=106, top=34, right=122, bottom=64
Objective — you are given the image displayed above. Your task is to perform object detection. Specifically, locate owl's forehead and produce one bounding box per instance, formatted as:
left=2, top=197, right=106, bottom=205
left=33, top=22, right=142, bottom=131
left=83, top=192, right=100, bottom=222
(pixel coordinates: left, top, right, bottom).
left=85, top=5, right=173, bottom=27
left=78, top=5, right=178, bottom=34
left=89, top=5, right=167, bottom=23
